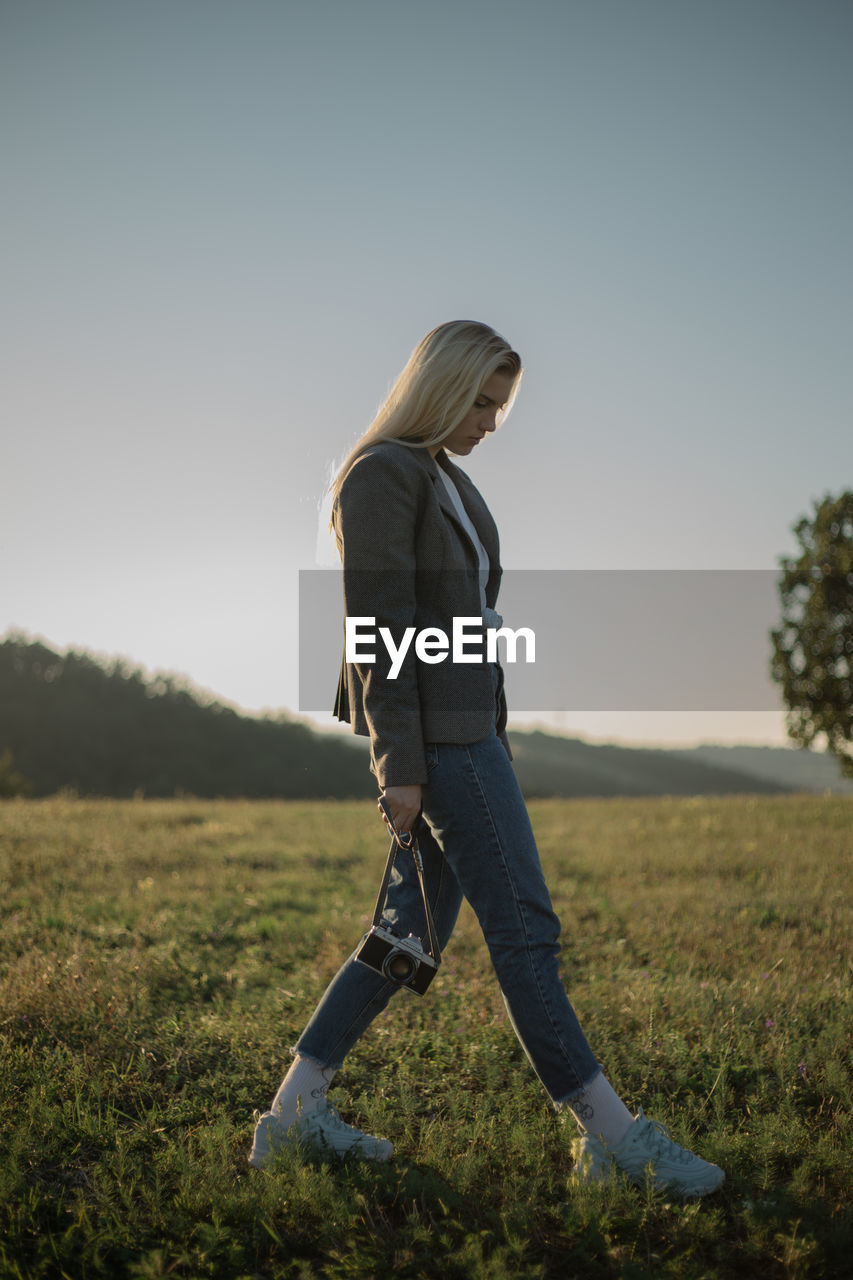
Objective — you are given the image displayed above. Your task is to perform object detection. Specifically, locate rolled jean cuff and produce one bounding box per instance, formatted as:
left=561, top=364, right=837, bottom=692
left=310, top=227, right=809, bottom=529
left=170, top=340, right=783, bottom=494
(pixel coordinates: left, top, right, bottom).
left=288, top=1045, right=345, bottom=1073
left=552, top=1065, right=604, bottom=1110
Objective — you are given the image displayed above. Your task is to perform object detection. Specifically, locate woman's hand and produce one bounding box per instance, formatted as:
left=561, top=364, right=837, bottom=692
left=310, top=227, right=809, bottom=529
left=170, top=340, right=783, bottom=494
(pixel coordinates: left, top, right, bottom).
left=379, top=784, right=422, bottom=839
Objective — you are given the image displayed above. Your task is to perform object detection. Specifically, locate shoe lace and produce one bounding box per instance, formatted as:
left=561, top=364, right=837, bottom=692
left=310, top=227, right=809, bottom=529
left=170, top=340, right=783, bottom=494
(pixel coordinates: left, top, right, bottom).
left=639, top=1117, right=695, bottom=1165
left=314, top=1100, right=339, bottom=1125
left=318, top=1101, right=365, bottom=1139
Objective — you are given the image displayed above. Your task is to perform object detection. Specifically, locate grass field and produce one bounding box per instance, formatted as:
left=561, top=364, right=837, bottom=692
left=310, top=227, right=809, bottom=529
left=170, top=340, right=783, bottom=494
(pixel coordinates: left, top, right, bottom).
left=0, top=794, right=850, bottom=1279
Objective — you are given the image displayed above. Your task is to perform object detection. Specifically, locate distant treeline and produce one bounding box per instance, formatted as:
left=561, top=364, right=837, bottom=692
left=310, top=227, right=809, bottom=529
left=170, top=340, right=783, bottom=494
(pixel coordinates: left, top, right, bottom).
left=1, top=635, right=807, bottom=801
left=0, top=637, right=374, bottom=799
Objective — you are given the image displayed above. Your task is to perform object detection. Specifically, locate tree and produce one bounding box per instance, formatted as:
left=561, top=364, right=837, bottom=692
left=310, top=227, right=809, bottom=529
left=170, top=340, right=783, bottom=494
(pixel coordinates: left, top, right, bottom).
left=770, top=491, right=853, bottom=778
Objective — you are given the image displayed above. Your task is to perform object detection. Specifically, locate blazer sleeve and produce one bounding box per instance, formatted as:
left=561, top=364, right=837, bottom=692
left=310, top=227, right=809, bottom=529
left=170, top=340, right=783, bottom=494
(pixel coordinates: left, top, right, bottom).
left=334, top=448, right=428, bottom=787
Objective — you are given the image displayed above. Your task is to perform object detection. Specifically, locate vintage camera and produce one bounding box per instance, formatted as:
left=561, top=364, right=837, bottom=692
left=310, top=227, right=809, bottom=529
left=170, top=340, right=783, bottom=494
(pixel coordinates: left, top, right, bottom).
left=357, top=797, right=441, bottom=996
left=356, top=920, right=439, bottom=995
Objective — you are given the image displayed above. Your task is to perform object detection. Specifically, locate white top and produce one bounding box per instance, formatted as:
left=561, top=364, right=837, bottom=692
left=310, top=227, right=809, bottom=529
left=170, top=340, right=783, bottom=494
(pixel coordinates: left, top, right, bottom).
left=437, top=466, right=502, bottom=628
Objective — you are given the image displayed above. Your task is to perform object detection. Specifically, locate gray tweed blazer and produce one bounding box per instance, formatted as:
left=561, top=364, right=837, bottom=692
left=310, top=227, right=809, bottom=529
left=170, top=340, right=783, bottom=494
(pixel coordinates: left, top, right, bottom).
left=332, top=440, right=511, bottom=787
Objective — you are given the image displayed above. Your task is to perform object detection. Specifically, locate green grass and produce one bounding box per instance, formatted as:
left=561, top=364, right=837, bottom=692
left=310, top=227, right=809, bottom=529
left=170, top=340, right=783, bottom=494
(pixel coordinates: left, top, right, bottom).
left=0, top=794, right=850, bottom=1279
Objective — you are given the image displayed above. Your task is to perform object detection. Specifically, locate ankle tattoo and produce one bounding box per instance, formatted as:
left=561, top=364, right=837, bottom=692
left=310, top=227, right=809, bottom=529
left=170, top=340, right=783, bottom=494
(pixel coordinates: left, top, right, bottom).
left=570, top=1095, right=595, bottom=1124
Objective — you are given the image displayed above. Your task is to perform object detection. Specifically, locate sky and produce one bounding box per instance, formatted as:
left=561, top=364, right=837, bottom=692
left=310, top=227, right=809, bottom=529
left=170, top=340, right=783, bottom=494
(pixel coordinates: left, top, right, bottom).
left=2, top=0, right=851, bottom=747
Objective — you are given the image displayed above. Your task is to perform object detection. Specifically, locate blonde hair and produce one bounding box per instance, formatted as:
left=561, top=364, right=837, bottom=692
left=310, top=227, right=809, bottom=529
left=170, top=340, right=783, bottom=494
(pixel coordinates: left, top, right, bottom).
left=329, top=320, right=522, bottom=519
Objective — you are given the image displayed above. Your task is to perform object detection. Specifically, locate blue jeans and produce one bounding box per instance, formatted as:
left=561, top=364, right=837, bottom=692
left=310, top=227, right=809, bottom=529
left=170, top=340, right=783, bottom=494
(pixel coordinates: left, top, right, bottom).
left=295, top=665, right=601, bottom=1104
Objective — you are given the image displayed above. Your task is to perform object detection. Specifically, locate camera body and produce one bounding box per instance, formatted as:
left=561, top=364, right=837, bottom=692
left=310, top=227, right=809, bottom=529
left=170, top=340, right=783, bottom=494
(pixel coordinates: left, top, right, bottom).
left=355, top=922, right=438, bottom=996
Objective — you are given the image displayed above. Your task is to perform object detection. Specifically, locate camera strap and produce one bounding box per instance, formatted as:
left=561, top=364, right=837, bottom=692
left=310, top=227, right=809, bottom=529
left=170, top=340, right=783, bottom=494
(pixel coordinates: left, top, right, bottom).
left=369, top=825, right=442, bottom=966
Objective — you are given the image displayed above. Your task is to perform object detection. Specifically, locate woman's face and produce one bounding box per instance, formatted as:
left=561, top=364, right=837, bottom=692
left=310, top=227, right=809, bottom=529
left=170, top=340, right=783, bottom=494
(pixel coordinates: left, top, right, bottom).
left=433, top=371, right=516, bottom=457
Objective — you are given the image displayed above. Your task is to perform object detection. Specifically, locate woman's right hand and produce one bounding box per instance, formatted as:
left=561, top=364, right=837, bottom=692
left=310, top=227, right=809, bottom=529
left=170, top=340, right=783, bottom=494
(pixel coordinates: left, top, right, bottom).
left=379, top=784, right=422, bottom=839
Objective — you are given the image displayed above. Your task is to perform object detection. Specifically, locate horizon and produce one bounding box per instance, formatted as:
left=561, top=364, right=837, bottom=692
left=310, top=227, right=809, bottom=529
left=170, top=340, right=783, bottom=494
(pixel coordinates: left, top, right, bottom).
left=1, top=625, right=817, bottom=755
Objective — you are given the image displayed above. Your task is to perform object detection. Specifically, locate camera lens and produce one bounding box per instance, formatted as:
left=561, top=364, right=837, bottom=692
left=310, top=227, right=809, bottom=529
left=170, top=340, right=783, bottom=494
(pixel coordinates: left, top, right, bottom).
left=385, top=952, right=416, bottom=982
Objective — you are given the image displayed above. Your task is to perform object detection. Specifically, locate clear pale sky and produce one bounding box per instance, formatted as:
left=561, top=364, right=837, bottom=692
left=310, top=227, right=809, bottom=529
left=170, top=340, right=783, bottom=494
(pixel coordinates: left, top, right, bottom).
left=2, top=0, right=851, bottom=746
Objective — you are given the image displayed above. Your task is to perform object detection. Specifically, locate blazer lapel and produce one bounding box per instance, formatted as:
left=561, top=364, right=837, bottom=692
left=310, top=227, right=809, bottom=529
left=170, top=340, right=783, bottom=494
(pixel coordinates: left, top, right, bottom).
left=401, top=445, right=502, bottom=592
left=435, top=453, right=500, bottom=565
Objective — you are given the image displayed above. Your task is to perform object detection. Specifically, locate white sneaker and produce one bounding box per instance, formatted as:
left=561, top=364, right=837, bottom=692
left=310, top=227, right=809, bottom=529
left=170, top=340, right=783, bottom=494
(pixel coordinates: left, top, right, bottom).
left=248, top=1100, right=394, bottom=1168
left=571, top=1109, right=724, bottom=1197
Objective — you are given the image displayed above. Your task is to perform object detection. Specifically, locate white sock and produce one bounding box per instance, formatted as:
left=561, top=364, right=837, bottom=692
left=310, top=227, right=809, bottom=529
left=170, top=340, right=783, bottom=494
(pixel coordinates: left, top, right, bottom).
left=270, top=1056, right=337, bottom=1129
left=567, top=1071, right=635, bottom=1148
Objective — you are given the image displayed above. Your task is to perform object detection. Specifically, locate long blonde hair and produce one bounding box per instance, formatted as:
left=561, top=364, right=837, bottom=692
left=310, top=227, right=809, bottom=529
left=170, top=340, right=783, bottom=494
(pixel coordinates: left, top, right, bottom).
left=329, top=320, right=522, bottom=519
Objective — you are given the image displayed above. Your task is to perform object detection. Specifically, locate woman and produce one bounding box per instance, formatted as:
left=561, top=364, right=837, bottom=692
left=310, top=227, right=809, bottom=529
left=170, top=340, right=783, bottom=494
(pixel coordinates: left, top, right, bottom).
left=249, top=321, right=724, bottom=1196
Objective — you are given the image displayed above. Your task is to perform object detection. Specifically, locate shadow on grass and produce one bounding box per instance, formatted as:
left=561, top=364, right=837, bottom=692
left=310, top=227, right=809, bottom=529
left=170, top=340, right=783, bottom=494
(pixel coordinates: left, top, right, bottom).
left=2, top=1089, right=851, bottom=1280
left=244, top=1137, right=852, bottom=1280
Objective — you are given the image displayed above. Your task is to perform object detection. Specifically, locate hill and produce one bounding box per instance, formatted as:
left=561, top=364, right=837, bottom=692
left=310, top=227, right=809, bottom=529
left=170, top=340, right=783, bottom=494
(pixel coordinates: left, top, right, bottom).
left=506, top=729, right=787, bottom=798
left=0, top=635, right=374, bottom=799
left=3, top=635, right=844, bottom=800
left=672, top=743, right=853, bottom=794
